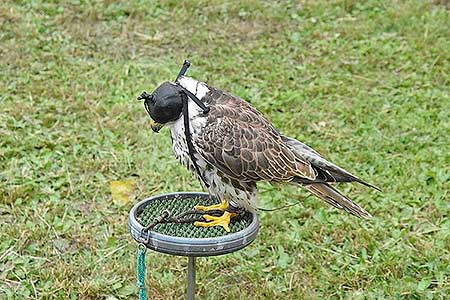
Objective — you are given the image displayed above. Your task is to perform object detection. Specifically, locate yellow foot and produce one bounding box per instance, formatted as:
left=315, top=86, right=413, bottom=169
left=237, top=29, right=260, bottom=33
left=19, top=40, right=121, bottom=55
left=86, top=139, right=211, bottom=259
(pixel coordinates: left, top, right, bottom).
left=194, top=211, right=236, bottom=232
left=194, top=198, right=228, bottom=212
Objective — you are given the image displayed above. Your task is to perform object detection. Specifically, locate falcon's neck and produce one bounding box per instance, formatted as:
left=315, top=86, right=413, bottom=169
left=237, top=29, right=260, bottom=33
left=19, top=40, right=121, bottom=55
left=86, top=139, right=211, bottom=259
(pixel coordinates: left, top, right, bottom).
left=172, top=76, right=209, bottom=121
left=177, top=76, right=209, bottom=100
left=166, top=76, right=209, bottom=133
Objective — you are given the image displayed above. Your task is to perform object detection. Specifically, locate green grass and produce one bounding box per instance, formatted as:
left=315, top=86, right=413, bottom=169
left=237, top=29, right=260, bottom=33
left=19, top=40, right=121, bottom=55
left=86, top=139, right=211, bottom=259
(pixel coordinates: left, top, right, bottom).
left=1, top=0, right=449, bottom=299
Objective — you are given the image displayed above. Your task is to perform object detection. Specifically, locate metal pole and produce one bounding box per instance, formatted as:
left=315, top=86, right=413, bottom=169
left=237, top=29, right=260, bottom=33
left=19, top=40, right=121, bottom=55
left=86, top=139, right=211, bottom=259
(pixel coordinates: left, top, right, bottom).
left=187, top=256, right=196, bottom=300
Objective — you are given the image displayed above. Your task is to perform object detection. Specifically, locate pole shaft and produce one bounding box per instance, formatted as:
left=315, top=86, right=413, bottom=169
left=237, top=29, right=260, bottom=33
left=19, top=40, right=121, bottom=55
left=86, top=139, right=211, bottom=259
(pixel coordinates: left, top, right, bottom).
left=187, top=256, right=196, bottom=300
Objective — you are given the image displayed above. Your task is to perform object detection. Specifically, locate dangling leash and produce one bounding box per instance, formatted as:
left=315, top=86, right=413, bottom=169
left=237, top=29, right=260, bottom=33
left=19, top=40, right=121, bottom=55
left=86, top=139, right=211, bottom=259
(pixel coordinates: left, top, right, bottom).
left=175, top=60, right=211, bottom=189
left=180, top=90, right=210, bottom=188
left=139, top=209, right=228, bottom=244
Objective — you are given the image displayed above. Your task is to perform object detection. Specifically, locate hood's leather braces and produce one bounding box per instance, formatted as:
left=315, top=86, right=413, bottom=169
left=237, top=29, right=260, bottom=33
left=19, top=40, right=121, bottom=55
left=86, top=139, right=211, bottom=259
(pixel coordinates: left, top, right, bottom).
left=138, top=60, right=210, bottom=188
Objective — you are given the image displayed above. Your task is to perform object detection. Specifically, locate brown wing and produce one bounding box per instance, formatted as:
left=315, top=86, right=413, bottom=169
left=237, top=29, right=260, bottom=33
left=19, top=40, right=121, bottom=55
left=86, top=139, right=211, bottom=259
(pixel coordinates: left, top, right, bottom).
left=196, top=88, right=317, bottom=182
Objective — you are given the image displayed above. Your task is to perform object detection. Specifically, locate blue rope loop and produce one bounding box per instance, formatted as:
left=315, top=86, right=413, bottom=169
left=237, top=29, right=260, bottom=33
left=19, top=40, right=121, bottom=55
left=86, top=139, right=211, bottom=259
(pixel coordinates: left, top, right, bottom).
left=137, top=244, right=147, bottom=300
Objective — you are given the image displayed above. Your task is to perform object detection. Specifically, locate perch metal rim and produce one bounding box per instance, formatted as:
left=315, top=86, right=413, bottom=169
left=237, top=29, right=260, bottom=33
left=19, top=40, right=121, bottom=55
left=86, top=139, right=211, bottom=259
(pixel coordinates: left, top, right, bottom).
left=128, top=191, right=259, bottom=257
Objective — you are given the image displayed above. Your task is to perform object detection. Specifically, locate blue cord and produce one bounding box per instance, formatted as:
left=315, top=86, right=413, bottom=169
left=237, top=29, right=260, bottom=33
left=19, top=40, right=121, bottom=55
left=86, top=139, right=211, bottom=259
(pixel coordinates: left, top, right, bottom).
left=137, top=244, right=147, bottom=300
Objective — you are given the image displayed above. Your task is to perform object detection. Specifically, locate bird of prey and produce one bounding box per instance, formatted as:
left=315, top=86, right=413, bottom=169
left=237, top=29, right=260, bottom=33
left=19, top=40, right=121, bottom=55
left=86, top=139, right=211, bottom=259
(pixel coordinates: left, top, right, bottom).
left=139, top=65, right=378, bottom=232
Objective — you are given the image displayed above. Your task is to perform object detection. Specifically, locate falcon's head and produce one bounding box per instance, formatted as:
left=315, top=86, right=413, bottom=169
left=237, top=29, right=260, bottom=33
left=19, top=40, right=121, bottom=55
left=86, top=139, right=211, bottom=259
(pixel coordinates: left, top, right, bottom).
left=138, top=82, right=184, bottom=133
left=138, top=60, right=210, bottom=132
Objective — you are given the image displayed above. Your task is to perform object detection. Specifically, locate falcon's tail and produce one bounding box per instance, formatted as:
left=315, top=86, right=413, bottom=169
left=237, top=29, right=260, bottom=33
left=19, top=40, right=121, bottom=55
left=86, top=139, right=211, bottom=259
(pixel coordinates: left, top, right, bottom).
left=303, top=183, right=372, bottom=219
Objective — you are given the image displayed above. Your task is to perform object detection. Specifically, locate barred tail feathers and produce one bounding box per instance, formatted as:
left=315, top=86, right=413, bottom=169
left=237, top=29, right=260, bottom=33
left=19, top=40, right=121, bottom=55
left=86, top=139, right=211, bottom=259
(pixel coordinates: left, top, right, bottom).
left=303, top=183, right=372, bottom=218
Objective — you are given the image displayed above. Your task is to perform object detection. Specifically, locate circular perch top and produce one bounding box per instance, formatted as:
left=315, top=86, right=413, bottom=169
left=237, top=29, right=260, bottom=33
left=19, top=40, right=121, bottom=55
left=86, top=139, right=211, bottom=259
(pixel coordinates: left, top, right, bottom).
left=128, top=192, right=259, bottom=257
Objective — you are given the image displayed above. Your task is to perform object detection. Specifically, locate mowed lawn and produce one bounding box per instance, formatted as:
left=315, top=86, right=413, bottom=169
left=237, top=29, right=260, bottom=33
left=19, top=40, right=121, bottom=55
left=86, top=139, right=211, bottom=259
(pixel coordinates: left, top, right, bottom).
left=1, top=1, right=449, bottom=299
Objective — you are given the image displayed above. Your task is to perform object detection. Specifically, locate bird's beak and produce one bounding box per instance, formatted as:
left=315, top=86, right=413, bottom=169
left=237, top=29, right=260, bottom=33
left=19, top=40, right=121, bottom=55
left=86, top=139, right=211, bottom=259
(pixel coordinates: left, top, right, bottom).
left=150, top=120, right=164, bottom=133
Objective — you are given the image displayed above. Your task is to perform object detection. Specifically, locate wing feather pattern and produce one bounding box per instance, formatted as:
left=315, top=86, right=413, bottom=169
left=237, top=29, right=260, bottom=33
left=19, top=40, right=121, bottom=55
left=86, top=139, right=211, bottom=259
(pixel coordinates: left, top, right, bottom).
left=196, top=88, right=316, bottom=183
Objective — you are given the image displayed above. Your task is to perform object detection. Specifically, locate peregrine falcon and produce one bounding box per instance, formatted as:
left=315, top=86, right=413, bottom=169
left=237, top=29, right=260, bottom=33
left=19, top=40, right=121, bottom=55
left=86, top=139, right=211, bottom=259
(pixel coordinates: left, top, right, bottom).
left=139, top=64, right=378, bottom=232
